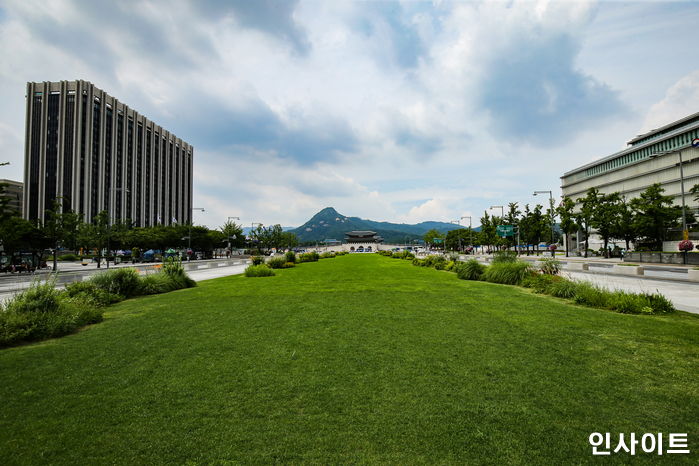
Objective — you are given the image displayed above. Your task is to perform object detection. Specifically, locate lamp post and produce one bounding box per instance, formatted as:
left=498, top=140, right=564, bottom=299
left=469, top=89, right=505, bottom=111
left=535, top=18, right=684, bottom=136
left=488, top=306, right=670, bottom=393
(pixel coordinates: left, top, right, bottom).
left=450, top=220, right=460, bottom=252
left=649, top=150, right=688, bottom=236
left=490, top=206, right=503, bottom=253
left=107, top=187, right=130, bottom=269
left=189, top=207, right=205, bottom=260
left=227, top=216, right=240, bottom=250
left=490, top=206, right=504, bottom=222
left=461, top=216, right=472, bottom=253
left=533, top=191, right=555, bottom=250
left=251, top=223, right=262, bottom=254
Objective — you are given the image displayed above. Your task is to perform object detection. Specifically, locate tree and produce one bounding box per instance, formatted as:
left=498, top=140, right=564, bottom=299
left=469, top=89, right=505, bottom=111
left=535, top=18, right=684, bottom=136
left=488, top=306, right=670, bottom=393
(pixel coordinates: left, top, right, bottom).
left=478, top=212, right=500, bottom=252
left=556, top=197, right=578, bottom=257
left=630, top=183, right=683, bottom=250
left=43, top=200, right=67, bottom=270
left=612, top=196, right=637, bottom=251
left=690, top=183, right=699, bottom=203
left=576, top=188, right=599, bottom=258
left=502, top=202, right=521, bottom=251
left=446, top=228, right=468, bottom=251
left=268, top=224, right=285, bottom=251
left=590, top=192, right=622, bottom=258
left=423, top=229, right=445, bottom=250
left=281, top=232, right=299, bottom=251
left=220, top=220, right=244, bottom=250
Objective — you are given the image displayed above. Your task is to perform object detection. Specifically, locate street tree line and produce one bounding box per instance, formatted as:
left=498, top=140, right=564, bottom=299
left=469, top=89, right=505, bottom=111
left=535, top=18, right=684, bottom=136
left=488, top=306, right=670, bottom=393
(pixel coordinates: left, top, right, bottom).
left=419, top=183, right=698, bottom=257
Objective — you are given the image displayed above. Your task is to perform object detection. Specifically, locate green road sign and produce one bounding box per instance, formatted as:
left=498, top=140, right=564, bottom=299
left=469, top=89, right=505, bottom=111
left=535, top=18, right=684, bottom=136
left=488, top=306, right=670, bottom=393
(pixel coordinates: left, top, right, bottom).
left=497, top=225, right=514, bottom=237
left=433, top=238, right=444, bottom=243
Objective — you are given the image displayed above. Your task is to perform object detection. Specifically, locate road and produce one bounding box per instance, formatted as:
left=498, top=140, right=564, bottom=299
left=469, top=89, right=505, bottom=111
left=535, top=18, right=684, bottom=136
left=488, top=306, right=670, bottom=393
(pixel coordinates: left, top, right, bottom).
left=1, top=256, right=697, bottom=314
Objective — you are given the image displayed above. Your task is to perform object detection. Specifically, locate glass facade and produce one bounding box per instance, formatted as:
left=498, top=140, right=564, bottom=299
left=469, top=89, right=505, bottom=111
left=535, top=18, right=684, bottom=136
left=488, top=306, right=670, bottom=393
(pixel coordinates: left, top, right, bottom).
left=28, top=94, right=42, bottom=221
left=45, top=93, right=59, bottom=212
left=62, top=93, right=75, bottom=210
left=24, top=81, right=193, bottom=227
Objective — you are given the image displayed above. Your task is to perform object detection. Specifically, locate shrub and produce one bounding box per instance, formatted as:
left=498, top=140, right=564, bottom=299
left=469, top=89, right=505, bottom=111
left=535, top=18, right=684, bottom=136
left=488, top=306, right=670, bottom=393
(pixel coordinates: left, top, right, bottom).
left=87, top=267, right=141, bottom=297
left=251, top=256, right=265, bottom=266
left=299, top=252, right=320, bottom=263
left=268, top=257, right=287, bottom=269
left=285, top=251, right=297, bottom=264
left=449, top=253, right=460, bottom=262
left=484, top=261, right=534, bottom=286
left=57, top=254, right=79, bottom=261
left=456, top=259, right=486, bottom=281
left=3, top=274, right=61, bottom=315
left=522, top=273, right=556, bottom=294
left=392, top=252, right=402, bottom=259
left=0, top=275, right=103, bottom=348
left=445, top=261, right=456, bottom=272
left=491, top=251, right=518, bottom=264
left=434, top=262, right=446, bottom=271
left=539, top=257, right=561, bottom=275
left=281, top=262, right=296, bottom=268
left=244, top=264, right=275, bottom=277
left=320, top=252, right=335, bottom=259
left=62, top=281, right=123, bottom=306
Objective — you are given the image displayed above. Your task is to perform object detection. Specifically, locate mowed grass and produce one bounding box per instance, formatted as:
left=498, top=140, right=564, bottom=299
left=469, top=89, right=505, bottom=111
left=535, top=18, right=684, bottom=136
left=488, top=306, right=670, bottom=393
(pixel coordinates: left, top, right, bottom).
left=1, top=254, right=698, bottom=465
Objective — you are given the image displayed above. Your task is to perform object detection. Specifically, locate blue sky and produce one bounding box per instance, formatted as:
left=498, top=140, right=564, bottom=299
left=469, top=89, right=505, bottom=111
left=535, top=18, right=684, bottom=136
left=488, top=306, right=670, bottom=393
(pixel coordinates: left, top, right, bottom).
left=1, top=0, right=699, bottom=229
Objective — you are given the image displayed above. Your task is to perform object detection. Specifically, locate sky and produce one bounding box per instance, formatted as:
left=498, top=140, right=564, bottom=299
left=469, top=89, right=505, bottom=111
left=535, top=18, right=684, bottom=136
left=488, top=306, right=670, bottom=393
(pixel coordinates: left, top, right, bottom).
left=1, top=0, right=699, bottom=230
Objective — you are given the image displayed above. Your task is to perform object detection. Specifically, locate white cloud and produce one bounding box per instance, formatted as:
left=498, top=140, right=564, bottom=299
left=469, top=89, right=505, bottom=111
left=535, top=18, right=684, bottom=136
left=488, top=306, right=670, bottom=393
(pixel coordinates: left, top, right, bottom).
left=1, top=0, right=698, bottom=229
left=639, top=69, right=699, bottom=134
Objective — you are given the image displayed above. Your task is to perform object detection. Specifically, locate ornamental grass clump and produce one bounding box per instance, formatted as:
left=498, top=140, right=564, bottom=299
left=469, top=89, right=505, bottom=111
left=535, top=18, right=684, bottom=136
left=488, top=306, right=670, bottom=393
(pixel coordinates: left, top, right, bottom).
left=86, top=267, right=141, bottom=297
left=161, top=257, right=197, bottom=289
left=320, top=252, right=335, bottom=259
left=244, top=264, right=275, bottom=277
left=491, top=251, right=518, bottom=264
left=456, top=259, right=486, bottom=281
left=538, top=257, right=561, bottom=275
left=483, top=260, right=534, bottom=286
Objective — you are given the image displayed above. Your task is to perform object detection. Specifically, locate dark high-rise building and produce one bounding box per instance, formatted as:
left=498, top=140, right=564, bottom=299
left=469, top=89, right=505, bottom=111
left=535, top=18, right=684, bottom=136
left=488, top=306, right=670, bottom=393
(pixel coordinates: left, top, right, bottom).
left=23, top=80, right=193, bottom=227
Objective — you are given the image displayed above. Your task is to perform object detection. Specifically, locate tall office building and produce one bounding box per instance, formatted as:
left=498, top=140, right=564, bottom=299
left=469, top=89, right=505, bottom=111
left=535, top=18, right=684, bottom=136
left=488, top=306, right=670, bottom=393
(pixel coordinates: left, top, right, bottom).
left=23, top=80, right=193, bottom=227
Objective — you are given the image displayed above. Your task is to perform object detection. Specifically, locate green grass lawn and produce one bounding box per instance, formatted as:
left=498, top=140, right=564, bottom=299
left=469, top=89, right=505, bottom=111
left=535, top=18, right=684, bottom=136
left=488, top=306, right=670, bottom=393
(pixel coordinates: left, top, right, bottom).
left=1, top=254, right=698, bottom=465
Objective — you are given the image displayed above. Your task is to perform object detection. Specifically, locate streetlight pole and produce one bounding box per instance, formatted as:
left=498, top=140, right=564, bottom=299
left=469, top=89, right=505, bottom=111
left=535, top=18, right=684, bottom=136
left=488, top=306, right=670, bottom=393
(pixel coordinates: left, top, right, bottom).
left=450, top=220, right=460, bottom=252
left=227, top=216, right=240, bottom=251
left=189, top=207, right=205, bottom=260
left=490, top=206, right=503, bottom=253
left=251, top=223, right=262, bottom=254
left=533, top=191, right=555, bottom=249
left=107, top=187, right=129, bottom=269
left=461, top=216, right=472, bottom=253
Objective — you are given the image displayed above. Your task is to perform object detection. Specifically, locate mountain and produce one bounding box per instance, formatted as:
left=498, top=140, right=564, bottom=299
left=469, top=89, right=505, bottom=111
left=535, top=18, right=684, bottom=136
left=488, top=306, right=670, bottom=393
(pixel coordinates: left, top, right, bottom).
left=289, top=207, right=464, bottom=244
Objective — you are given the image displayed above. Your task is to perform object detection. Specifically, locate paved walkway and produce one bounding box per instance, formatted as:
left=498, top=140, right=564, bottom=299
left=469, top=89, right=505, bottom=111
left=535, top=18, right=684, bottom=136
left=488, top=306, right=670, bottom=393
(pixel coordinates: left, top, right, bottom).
left=466, top=254, right=699, bottom=315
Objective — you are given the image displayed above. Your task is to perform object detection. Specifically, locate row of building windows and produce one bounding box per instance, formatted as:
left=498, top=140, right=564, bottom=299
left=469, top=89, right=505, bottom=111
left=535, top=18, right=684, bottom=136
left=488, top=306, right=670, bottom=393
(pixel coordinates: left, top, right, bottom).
left=584, top=128, right=699, bottom=178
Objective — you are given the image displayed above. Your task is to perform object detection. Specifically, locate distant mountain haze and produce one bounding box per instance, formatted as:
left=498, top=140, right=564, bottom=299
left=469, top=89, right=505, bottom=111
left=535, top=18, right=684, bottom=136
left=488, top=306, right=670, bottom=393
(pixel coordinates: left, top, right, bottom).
left=286, top=207, right=471, bottom=243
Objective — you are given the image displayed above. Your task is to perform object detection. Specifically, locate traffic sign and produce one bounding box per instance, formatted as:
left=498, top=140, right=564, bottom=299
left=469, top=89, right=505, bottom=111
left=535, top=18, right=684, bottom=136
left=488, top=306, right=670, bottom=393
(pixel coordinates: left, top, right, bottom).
left=692, top=138, right=699, bottom=148
left=433, top=238, right=444, bottom=244
left=497, top=225, right=514, bottom=237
